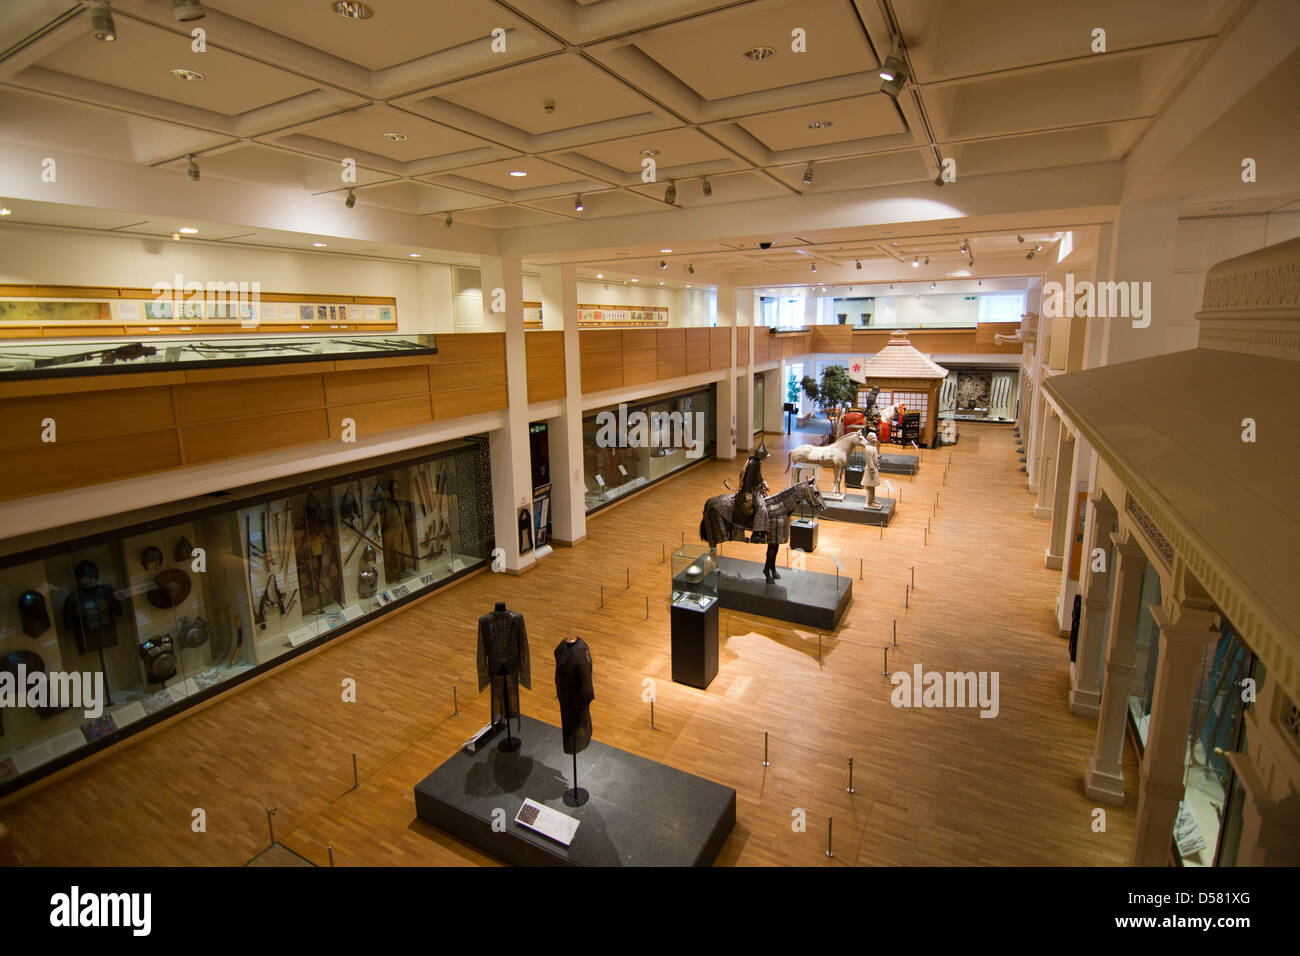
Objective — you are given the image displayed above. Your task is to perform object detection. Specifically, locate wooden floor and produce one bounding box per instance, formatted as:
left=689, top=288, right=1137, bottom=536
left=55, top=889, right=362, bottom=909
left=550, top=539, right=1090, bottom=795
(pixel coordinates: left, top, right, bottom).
left=0, top=424, right=1138, bottom=866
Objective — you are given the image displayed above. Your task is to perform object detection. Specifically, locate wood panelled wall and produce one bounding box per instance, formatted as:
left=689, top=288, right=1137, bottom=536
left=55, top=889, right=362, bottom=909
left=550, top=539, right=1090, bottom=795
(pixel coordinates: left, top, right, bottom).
left=0, top=333, right=506, bottom=502
left=524, top=331, right=566, bottom=403
left=805, top=323, right=1022, bottom=355
left=578, top=327, right=732, bottom=395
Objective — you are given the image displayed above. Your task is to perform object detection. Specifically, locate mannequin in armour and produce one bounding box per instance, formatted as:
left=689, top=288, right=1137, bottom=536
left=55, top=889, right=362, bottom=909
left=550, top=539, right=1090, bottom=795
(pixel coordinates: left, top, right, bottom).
left=62, top=560, right=121, bottom=654
left=554, top=636, right=594, bottom=755
left=862, top=431, right=882, bottom=509
left=477, top=602, right=531, bottom=729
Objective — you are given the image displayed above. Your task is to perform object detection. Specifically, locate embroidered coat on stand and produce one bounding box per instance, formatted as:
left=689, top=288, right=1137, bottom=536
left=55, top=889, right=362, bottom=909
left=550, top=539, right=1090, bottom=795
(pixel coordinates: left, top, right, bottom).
left=477, top=609, right=531, bottom=725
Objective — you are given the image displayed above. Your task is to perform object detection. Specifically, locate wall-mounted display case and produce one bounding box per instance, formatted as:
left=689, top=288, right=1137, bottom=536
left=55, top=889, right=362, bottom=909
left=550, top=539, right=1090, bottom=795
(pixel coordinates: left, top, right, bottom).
left=581, top=385, right=716, bottom=513
left=0, top=332, right=435, bottom=380
left=0, top=437, right=491, bottom=795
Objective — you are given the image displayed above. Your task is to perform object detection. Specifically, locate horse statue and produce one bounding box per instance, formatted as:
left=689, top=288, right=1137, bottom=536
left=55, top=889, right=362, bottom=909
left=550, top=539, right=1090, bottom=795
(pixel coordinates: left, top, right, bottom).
left=700, top=478, right=826, bottom=583
left=786, top=428, right=868, bottom=499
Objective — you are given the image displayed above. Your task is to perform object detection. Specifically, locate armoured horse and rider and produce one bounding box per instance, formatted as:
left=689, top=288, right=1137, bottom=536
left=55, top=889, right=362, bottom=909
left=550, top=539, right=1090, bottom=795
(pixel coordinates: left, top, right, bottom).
left=699, top=440, right=826, bottom=582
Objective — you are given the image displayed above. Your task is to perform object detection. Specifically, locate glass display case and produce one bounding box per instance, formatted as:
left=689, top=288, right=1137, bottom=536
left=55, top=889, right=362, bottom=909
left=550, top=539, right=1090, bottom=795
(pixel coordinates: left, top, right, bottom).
left=0, top=332, right=436, bottom=381
left=670, top=544, right=718, bottom=612
left=0, top=437, right=489, bottom=794
left=582, top=385, right=716, bottom=513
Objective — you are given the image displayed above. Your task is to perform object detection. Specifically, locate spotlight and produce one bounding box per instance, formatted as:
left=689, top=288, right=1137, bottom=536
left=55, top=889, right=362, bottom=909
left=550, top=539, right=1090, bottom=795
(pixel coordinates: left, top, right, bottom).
left=802, top=163, right=814, bottom=185
left=90, top=3, right=116, bottom=42
left=933, top=171, right=945, bottom=187
left=959, top=239, right=969, bottom=254
left=444, top=212, right=453, bottom=228
left=1016, top=235, right=1025, bottom=243
left=930, top=282, right=936, bottom=290
left=186, top=154, right=199, bottom=182
left=856, top=260, right=862, bottom=270
left=575, top=194, right=584, bottom=211
left=688, top=264, right=695, bottom=274
left=664, top=180, right=677, bottom=204
left=912, top=257, right=919, bottom=268
left=344, top=188, right=356, bottom=208
left=701, top=176, right=712, bottom=198
left=878, top=36, right=905, bottom=81
left=659, top=260, right=668, bottom=270
left=811, top=263, right=817, bottom=273
left=170, top=0, right=206, bottom=22
left=924, top=257, right=930, bottom=265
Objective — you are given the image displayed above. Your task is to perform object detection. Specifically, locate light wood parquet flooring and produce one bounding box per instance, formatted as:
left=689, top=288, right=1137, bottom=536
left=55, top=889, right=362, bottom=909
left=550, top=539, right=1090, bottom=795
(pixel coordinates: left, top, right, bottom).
left=0, top=424, right=1138, bottom=866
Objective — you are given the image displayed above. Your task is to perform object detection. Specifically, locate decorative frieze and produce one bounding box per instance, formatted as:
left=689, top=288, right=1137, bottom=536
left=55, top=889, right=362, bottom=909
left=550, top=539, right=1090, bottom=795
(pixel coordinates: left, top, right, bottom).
left=1125, top=493, right=1174, bottom=566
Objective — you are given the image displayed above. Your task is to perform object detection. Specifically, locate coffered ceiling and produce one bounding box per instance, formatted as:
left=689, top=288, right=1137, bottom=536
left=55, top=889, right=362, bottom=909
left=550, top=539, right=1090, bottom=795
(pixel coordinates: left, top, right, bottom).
left=0, top=0, right=1295, bottom=275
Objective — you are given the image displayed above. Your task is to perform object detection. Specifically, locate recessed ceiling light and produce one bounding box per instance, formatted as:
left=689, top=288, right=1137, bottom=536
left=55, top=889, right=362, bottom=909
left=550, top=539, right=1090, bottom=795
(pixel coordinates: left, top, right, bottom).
left=596, top=273, right=603, bottom=279
left=408, top=253, right=421, bottom=258
left=312, top=242, right=327, bottom=247
left=332, top=1, right=374, bottom=19
left=743, top=46, right=776, bottom=61
left=640, top=148, right=659, bottom=157
left=383, top=132, right=408, bottom=142
left=178, top=227, right=199, bottom=234
left=630, top=278, right=638, bottom=282
left=660, top=248, right=672, bottom=253
left=508, top=170, right=527, bottom=177
left=0, top=207, right=11, bottom=216
left=168, top=69, right=205, bottom=81
left=807, top=121, right=833, bottom=130
left=171, top=232, right=181, bottom=241
left=659, top=281, right=664, bottom=285
left=685, top=284, right=692, bottom=288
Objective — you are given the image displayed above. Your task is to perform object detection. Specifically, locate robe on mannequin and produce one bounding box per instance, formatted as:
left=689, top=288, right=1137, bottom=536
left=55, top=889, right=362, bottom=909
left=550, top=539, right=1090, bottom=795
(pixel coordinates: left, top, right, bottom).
left=477, top=602, right=531, bottom=727
left=554, top=636, right=595, bottom=755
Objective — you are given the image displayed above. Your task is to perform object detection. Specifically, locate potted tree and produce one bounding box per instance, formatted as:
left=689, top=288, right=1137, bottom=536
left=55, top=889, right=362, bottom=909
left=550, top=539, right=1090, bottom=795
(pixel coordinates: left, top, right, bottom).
left=801, top=365, right=858, bottom=442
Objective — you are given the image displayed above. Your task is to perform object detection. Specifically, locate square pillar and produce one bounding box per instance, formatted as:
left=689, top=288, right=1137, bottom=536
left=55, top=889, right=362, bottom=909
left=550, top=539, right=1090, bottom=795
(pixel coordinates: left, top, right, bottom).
left=715, top=286, right=738, bottom=460
left=1130, top=601, right=1220, bottom=865
left=541, top=264, right=585, bottom=546
left=1045, top=429, right=1076, bottom=568
left=735, top=290, right=755, bottom=450
left=1034, top=408, right=1060, bottom=519
left=481, top=256, right=534, bottom=573
left=1084, top=533, right=1148, bottom=805
left=1070, top=494, right=1118, bottom=716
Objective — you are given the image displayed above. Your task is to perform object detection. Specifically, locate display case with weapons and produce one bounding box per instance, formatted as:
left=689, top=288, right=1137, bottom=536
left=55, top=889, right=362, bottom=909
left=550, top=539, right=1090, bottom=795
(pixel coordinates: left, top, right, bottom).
left=236, top=499, right=304, bottom=659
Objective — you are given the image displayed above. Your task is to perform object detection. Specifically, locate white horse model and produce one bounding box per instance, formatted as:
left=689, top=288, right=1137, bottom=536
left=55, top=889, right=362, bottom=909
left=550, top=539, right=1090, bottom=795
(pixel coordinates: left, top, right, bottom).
left=786, top=429, right=868, bottom=500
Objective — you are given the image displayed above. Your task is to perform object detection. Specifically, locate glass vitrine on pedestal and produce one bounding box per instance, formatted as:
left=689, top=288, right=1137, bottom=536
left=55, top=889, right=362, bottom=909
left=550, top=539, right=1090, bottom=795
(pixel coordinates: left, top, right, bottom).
left=670, top=545, right=719, bottom=690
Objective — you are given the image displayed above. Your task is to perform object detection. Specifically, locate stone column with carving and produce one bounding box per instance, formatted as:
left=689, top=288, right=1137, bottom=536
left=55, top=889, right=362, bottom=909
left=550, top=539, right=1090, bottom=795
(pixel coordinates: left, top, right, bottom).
left=1070, top=494, right=1119, bottom=716
left=1084, top=532, right=1148, bottom=805
left=1131, top=573, right=1220, bottom=865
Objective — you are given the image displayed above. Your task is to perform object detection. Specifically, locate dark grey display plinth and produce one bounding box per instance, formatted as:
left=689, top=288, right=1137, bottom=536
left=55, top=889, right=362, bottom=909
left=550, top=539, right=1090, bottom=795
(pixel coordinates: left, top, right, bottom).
left=789, top=518, right=819, bottom=553
left=715, top=556, right=851, bottom=629
left=413, top=716, right=736, bottom=866
left=880, top=453, right=920, bottom=475
left=845, top=465, right=865, bottom=488
left=819, top=494, right=897, bottom=526
left=671, top=599, right=719, bottom=689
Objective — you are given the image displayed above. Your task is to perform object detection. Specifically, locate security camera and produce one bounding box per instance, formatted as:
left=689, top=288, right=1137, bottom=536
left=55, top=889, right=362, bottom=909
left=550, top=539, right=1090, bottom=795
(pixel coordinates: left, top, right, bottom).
left=758, top=241, right=773, bottom=250
left=542, top=99, right=556, bottom=114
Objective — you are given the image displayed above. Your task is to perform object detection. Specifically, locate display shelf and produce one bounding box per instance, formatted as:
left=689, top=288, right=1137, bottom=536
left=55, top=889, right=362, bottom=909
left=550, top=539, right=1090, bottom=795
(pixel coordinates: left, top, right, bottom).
left=0, top=332, right=435, bottom=381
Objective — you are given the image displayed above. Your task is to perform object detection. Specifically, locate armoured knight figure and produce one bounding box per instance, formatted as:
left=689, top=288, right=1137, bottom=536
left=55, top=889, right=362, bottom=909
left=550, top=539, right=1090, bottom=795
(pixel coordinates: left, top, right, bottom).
left=734, top=440, right=771, bottom=543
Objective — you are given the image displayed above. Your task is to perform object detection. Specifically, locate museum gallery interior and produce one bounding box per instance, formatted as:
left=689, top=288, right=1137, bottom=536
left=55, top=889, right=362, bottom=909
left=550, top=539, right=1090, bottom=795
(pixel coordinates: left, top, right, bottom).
left=0, top=0, right=1295, bottom=870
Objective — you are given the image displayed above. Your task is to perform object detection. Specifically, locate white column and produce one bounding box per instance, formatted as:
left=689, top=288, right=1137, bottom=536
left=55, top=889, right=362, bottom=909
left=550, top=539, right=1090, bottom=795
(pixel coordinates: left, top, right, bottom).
left=736, top=289, right=755, bottom=450
left=1034, top=408, right=1060, bottom=519
left=1227, top=747, right=1300, bottom=866
left=1131, top=600, right=1219, bottom=865
left=481, top=256, right=534, bottom=574
left=1045, top=429, right=1076, bottom=568
left=1070, top=494, right=1118, bottom=716
left=541, top=264, right=585, bottom=546
left=1027, top=386, right=1047, bottom=494
left=1098, top=200, right=1179, bottom=366
left=1084, top=533, right=1148, bottom=805
left=715, top=286, right=737, bottom=460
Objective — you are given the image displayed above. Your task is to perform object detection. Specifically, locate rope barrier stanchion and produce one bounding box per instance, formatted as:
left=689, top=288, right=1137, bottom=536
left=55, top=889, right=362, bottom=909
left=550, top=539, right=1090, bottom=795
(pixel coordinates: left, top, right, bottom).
left=846, top=757, right=856, bottom=795
left=892, top=618, right=898, bottom=647
left=352, top=753, right=359, bottom=790
left=883, top=645, right=890, bottom=676
left=826, top=817, right=834, bottom=858
left=452, top=684, right=459, bottom=717
left=763, top=731, right=771, bottom=767
left=266, top=808, right=277, bottom=848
